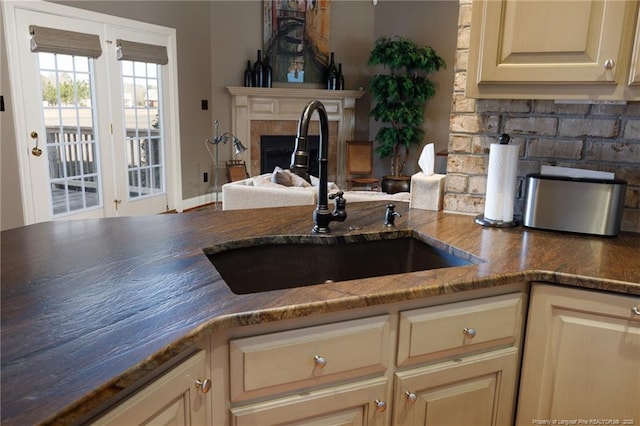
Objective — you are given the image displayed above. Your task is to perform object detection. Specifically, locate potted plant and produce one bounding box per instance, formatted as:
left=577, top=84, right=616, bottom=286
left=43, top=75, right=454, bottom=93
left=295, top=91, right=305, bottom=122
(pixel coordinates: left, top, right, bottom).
left=368, top=35, right=445, bottom=193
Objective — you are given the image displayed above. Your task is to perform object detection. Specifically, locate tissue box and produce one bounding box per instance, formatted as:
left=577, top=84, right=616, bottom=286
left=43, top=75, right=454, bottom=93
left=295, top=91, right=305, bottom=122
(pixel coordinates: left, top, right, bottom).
left=410, top=173, right=446, bottom=211
left=523, top=173, right=627, bottom=236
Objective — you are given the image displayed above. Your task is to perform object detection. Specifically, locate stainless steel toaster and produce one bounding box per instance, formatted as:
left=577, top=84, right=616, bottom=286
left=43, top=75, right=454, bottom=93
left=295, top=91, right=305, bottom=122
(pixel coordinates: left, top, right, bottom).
left=523, top=173, right=627, bottom=236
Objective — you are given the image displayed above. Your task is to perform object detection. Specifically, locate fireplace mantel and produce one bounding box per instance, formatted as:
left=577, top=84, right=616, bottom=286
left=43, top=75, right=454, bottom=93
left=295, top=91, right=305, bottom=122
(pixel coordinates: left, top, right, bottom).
left=227, top=86, right=366, bottom=187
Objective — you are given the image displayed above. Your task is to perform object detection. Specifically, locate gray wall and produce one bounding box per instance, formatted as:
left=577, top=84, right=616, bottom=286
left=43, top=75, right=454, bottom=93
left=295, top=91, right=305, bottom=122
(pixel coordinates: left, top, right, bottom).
left=1, top=0, right=459, bottom=230
left=372, top=0, right=458, bottom=175
left=1, top=4, right=24, bottom=230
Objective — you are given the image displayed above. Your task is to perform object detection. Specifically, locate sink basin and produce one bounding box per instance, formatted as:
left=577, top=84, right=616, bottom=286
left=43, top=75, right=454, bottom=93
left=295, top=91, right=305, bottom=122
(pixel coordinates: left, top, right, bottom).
left=203, top=231, right=476, bottom=294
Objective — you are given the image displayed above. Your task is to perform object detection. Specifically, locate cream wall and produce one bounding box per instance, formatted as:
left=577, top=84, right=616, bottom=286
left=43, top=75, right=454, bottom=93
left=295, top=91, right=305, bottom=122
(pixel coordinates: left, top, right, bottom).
left=1, top=0, right=459, bottom=230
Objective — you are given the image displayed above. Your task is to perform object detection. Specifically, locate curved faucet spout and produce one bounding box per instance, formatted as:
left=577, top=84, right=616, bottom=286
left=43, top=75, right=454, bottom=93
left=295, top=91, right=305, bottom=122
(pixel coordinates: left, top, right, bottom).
left=291, top=100, right=347, bottom=233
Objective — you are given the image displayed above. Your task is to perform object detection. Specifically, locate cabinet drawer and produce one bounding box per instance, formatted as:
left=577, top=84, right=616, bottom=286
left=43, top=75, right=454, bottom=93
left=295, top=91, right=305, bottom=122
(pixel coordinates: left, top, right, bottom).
left=229, top=315, right=391, bottom=401
left=397, top=292, right=525, bottom=367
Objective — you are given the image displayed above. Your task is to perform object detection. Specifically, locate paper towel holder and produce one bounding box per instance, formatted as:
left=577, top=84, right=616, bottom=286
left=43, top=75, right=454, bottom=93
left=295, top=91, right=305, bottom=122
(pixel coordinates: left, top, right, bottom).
left=475, top=133, right=519, bottom=228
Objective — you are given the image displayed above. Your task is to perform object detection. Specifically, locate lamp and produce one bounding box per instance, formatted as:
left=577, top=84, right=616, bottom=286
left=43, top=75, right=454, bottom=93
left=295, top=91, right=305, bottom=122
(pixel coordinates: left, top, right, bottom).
left=206, top=120, right=247, bottom=208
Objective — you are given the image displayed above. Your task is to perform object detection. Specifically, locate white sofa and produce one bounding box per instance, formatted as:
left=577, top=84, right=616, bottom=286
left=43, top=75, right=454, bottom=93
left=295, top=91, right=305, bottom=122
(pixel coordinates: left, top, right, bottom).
left=222, top=172, right=410, bottom=211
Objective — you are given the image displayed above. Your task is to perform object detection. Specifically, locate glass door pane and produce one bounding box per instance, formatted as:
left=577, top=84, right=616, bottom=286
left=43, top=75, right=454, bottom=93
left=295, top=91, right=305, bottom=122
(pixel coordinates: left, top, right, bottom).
left=38, top=52, right=102, bottom=216
left=121, top=60, right=165, bottom=200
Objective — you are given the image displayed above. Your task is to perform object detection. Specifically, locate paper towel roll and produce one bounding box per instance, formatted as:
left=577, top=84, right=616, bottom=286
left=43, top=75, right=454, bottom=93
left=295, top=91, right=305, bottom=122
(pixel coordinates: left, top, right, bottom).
left=484, top=143, right=519, bottom=222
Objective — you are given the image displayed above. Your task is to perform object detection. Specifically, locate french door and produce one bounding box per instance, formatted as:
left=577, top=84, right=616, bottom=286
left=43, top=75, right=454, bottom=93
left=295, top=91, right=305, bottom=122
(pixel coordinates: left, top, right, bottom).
left=3, top=1, right=181, bottom=224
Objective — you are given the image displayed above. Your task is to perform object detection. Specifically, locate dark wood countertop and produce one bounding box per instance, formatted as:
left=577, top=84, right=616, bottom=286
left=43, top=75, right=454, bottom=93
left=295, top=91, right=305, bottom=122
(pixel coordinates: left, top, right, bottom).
left=2, top=202, right=639, bottom=425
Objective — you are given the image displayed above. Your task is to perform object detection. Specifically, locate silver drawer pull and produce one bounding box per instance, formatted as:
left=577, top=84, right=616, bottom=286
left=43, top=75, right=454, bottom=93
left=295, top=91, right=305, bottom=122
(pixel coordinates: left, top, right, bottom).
left=194, top=378, right=211, bottom=393
left=463, top=327, right=477, bottom=338
left=405, top=391, right=417, bottom=404
left=313, top=355, right=327, bottom=369
left=632, top=306, right=640, bottom=316
left=374, top=399, right=387, bottom=413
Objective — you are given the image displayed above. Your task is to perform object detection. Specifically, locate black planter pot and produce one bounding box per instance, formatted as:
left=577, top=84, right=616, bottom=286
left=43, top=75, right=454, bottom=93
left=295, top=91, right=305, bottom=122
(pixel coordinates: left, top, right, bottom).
left=382, top=176, right=411, bottom=194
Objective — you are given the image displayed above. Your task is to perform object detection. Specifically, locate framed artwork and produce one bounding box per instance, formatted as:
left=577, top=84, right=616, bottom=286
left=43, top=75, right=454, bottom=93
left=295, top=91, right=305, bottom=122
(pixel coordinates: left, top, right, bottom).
left=263, top=0, right=331, bottom=85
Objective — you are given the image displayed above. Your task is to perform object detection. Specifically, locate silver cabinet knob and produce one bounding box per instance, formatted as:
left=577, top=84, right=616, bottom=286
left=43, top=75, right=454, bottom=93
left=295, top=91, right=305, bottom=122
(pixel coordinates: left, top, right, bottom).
left=313, top=355, right=327, bottom=369
left=604, top=59, right=615, bottom=70
left=195, top=378, right=211, bottom=393
left=463, top=327, right=477, bottom=338
left=405, top=391, right=417, bottom=404
left=374, top=399, right=387, bottom=413
left=632, top=306, right=640, bottom=316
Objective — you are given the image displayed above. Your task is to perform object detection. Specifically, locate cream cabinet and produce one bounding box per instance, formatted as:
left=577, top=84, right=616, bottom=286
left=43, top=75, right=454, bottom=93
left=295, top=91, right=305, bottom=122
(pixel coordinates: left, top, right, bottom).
left=211, top=287, right=527, bottom=426
left=631, top=7, right=640, bottom=86
left=467, top=0, right=640, bottom=100
left=231, top=377, right=389, bottom=426
left=393, top=348, right=518, bottom=425
left=212, top=314, right=393, bottom=425
left=92, top=350, right=211, bottom=425
left=516, top=284, right=640, bottom=425
left=393, top=292, right=526, bottom=425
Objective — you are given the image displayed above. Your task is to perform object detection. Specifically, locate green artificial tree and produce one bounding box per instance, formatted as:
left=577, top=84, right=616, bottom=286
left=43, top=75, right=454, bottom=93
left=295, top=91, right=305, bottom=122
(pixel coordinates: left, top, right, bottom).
left=369, top=35, right=445, bottom=179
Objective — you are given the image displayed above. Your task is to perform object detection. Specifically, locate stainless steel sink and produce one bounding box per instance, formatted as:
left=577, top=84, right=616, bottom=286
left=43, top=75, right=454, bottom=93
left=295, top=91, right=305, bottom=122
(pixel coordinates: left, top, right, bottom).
left=203, top=231, right=477, bottom=294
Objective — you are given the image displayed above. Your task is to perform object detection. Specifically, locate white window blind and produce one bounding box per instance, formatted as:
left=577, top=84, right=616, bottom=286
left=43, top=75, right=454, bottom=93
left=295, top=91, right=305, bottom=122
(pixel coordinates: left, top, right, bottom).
left=29, top=25, right=102, bottom=58
left=116, top=39, right=168, bottom=65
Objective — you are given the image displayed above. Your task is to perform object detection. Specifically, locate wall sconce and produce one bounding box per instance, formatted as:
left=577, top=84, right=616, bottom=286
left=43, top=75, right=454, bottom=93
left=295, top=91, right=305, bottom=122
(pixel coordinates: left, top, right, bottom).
left=206, top=120, right=247, bottom=208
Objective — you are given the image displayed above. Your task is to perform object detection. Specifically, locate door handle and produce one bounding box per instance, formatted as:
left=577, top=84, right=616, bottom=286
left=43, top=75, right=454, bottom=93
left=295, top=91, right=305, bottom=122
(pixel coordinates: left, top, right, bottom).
left=30, top=131, right=42, bottom=157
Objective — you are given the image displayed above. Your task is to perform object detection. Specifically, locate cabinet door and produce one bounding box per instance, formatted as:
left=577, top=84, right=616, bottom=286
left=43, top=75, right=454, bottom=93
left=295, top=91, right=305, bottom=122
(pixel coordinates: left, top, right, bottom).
left=630, top=5, right=640, bottom=86
left=516, top=284, right=640, bottom=425
left=230, top=377, right=389, bottom=426
left=393, top=348, right=519, bottom=426
left=466, top=0, right=640, bottom=100
left=92, top=351, right=210, bottom=426
left=470, top=0, right=631, bottom=83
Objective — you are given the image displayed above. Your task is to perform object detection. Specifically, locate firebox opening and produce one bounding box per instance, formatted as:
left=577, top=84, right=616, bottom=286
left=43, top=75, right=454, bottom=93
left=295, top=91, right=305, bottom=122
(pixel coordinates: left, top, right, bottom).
left=260, top=135, right=320, bottom=177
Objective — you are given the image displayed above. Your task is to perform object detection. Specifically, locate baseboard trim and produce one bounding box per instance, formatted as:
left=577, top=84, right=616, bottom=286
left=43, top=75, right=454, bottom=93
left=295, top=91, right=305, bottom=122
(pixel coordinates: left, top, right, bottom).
left=180, top=191, right=220, bottom=212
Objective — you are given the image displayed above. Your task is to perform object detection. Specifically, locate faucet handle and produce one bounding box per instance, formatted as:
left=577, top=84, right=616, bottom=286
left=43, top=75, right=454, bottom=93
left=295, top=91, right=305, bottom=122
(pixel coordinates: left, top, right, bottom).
left=330, top=191, right=346, bottom=208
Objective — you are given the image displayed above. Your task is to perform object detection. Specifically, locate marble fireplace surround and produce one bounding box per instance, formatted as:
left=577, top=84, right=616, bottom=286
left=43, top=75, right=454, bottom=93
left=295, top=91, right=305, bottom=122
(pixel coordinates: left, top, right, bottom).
left=227, top=87, right=365, bottom=187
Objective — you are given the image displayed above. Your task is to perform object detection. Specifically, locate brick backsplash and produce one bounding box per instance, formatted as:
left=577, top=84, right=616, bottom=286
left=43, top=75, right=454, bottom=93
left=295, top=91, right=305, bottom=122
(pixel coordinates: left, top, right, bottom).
left=446, top=0, right=640, bottom=233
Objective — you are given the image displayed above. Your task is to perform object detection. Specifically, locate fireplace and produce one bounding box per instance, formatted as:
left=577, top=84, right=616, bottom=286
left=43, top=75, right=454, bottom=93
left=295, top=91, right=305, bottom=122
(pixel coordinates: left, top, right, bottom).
left=227, top=86, right=365, bottom=188
left=261, top=135, right=320, bottom=176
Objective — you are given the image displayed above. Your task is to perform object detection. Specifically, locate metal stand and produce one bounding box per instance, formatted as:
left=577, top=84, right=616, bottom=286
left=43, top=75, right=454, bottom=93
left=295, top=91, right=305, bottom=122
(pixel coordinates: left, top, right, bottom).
left=474, top=214, right=519, bottom=228
left=206, top=120, right=247, bottom=210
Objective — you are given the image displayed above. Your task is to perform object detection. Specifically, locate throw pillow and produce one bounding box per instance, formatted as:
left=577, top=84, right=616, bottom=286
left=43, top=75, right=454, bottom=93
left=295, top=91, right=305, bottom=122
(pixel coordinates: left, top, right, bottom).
left=285, top=169, right=311, bottom=187
left=271, top=166, right=292, bottom=186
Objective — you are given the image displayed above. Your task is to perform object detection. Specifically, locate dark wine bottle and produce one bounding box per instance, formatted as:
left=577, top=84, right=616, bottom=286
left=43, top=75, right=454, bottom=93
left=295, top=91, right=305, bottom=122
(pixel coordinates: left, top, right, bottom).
left=337, top=63, right=345, bottom=90
left=264, top=56, right=273, bottom=88
left=326, top=52, right=338, bottom=90
left=253, top=49, right=264, bottom=88
left=244, top=60, right=253, bottom=87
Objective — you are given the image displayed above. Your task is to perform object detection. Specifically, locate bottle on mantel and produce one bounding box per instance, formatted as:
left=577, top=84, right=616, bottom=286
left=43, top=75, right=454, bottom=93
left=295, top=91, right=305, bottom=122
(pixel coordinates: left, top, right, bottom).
left=244, top=60, right=253, bottom=87
left=337, top=63, right=345, bottom=90
left=326, top=52, right=338, bottom=90
left=263, top=55, right=273, bottom=88
left=253, top=49, right=264, bottom=88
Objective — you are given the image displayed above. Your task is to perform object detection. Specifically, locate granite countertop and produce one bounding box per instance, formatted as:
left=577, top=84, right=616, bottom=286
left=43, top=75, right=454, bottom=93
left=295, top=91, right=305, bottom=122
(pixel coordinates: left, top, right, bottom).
left=1, top=202, right=639, bottom=425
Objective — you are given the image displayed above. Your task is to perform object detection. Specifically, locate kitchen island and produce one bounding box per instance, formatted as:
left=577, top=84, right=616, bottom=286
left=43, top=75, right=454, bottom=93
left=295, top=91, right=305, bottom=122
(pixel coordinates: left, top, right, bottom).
left=1, top=201, right=639, bottom=425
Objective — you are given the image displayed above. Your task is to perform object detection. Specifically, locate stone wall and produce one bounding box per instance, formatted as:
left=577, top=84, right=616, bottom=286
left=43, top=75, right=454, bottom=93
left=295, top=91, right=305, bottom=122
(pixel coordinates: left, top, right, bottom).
left=446, top=0, right=640, bottom=233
